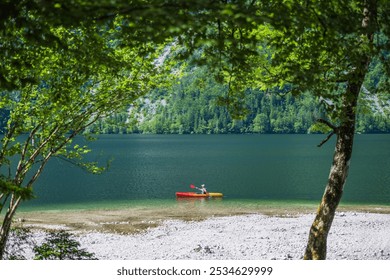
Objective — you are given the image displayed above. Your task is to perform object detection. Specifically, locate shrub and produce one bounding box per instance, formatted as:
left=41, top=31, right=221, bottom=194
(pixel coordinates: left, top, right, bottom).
left=33, top=230, right=97, bottom=260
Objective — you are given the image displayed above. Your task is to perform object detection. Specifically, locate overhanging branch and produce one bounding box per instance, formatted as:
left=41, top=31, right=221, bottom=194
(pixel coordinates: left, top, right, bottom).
left=316, top=118, right=339, bottom=147
left=317, top=118, right=338, bottom=131
left=317, top=131, right=336, bottom=147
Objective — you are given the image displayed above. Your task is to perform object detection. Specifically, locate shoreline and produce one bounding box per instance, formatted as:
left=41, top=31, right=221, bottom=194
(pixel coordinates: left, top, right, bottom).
left=14, top=203, right=390, bottom=234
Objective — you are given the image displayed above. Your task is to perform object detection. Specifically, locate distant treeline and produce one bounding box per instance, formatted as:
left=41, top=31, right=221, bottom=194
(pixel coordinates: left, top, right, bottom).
left=1, top=67, right=389, bottom=135
left=85, top=67, right=390, bottom=134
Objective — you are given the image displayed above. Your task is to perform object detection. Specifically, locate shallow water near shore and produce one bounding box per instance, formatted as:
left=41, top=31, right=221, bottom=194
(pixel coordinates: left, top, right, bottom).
left=18, top=196, right=390, bottom=214
left=18, top=198, right=316, bottom=216
left=15, top=198, right=390, bottom=234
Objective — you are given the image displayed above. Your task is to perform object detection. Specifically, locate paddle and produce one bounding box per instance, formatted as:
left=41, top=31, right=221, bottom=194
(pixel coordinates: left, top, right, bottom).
left=190, top=184, right=196, bottom=189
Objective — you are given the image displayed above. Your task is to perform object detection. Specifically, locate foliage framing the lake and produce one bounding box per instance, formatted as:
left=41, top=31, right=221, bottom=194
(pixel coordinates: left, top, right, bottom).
left=1, top=0, right=390, bottom=261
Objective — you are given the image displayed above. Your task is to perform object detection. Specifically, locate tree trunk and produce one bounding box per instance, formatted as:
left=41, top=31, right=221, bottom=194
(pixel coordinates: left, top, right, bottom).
left=304, top=127, right=354, bottom=259
left=0, top=194, right=21, bottom=260
left=304, top=72, right=368, bottom=260
left=303, top=0, right=376, bottom=260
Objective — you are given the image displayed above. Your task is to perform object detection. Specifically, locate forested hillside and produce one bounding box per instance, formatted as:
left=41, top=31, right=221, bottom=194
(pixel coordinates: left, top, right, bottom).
left=85, top=66, right=390, bottom=134
left=2, top=65, right=389, bottom=135
left=1, top=53, right=389, bottom=136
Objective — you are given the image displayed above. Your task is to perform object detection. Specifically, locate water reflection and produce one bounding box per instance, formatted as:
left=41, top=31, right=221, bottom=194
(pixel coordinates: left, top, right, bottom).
left=176, top=197, right=223, bottom=204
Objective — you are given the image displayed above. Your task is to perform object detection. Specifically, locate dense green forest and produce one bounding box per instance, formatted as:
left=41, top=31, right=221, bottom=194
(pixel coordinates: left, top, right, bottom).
left=1, top=65, right=388, bottom=135
left=85, top=66, right=390, bottom=135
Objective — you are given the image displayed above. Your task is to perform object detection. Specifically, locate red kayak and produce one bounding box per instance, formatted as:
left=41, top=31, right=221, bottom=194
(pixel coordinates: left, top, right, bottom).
left=175, top=192, right=223, bottom=198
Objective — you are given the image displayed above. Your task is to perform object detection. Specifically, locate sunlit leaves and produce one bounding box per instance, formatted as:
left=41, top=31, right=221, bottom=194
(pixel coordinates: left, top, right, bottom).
left=0, top=178, right=34, bottom=201
left=0, top=3, right=171, bottom=214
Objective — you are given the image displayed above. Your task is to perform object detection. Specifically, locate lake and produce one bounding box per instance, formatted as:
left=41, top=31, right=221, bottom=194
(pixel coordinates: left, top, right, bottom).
left=22, top=134, right=390, bottom=210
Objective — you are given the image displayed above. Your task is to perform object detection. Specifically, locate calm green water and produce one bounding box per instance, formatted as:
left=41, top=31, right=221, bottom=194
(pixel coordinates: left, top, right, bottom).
left=21, top=134, right=390, bottom=210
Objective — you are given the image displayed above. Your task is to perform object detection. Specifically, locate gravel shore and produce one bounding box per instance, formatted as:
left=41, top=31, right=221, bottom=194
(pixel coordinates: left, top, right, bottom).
left=72, top=212, right=390, bottom=260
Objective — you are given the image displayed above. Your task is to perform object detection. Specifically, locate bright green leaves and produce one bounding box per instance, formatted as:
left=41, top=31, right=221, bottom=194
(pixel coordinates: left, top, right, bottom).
left=206, top=0, right=389, bottom=125
left=0, top=178, right=34, bottom=201
left=59, top=144, right=91, bottom=161
left=33, top=230, right=96, bottom=260
left=0, top=2, right=174, bottom=214
left=309, top=121, right=334, bottom=134
left=55, top=143, right=107, bottom=175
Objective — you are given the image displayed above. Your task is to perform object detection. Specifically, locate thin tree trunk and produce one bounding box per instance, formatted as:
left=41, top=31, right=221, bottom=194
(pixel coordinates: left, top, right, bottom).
left=0, top=116, right=101, bottom=259
left=304, top=72, right=368, bottom=260
left=303, top=0, right=376, bottom=260
left=0, top=195, right=22, bottom=260
left=304, top=127, right=355, bottom=259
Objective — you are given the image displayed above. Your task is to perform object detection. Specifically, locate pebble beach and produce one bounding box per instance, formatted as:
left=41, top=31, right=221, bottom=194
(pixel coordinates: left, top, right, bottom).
left=20, top=211, right=390, bottom=260
left=82, top=212, right=390, bottom=260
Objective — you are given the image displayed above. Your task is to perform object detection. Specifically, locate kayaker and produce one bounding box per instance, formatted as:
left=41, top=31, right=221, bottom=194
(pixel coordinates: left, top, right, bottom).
left=199, top=184, right=208, bottom=194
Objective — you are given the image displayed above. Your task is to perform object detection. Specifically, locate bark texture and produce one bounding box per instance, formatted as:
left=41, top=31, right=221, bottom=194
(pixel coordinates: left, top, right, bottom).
left=304, top=103, right=357, bottom=260
left=0, top=195, right=21, bottom=259
left=304, top=0, right=377, bottom=260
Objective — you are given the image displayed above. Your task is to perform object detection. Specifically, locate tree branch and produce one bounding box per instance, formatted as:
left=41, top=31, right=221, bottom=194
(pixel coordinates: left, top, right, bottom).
left=25, top=151, right=52, bottom=189
left=24, top=112, right=103, bottom=189
left=0, top=194, right=10, bottom=214
left=15, top=123, right=42, bottom=177
left=317, top=131, right=336, bottom=147
left=0, top=122, right=18, bottom=165
left=15, top=125, right=60, bottom=183
left=316, top=118, right=340, bottom=148
left=317, top=118, right=338, bottom=131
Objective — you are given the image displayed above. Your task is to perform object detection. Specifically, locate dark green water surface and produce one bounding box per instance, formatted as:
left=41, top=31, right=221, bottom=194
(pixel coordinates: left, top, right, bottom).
left=21, top=134, right=390, bottom=210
